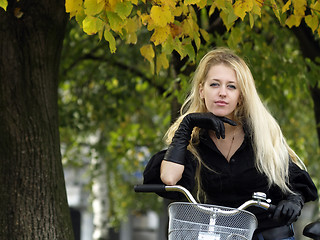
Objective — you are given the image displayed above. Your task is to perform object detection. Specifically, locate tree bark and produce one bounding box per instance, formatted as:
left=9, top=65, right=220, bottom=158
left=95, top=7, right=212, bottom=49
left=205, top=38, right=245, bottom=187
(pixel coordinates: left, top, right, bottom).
left=0, top=1, right=73, bottom=239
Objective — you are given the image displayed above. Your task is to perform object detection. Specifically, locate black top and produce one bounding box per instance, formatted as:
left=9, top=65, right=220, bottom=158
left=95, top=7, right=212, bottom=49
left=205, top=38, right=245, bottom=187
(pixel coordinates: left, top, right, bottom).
left=143, top=129, right=318, bottom=231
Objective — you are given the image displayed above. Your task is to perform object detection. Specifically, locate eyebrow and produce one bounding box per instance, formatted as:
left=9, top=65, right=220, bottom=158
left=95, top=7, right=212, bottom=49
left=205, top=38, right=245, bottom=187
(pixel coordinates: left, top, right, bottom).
left=209, top=78, right=236, bottom=83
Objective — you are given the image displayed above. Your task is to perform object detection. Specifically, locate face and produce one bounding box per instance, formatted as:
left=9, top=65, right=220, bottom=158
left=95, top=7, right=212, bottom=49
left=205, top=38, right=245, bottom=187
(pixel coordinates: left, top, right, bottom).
left=199, top=64, right=241, bottom=119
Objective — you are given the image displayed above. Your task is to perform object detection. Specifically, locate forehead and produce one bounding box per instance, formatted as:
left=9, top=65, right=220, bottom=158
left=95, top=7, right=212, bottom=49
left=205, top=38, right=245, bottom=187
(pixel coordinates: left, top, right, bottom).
left=206, top=64, right=237, bottom=81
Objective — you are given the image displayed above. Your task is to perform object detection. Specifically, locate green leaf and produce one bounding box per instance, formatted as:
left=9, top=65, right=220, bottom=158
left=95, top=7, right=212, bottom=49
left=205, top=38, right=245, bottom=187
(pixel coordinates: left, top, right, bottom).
left=82, top=16, right=104, bottom=35
left=115, top=1, right=133, bottom=19
left=162, top=36, right=175, bottom=55
left=104, top=30, right=117, bottom=53
left=183, top=42, right=195, bottom=60
left=84, top=0, right=104, bottom=16
left=106, top=11, right=124, bottom=33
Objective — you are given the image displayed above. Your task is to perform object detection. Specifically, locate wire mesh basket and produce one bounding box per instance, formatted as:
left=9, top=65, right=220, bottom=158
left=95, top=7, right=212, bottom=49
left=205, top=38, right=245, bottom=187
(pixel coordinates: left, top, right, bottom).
left=168, top=202, right=258, bottom=240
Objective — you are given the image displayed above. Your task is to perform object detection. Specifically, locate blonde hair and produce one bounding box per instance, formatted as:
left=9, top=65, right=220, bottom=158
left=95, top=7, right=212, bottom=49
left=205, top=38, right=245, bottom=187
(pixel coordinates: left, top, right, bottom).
left=164, top=47, right=302, bottom=200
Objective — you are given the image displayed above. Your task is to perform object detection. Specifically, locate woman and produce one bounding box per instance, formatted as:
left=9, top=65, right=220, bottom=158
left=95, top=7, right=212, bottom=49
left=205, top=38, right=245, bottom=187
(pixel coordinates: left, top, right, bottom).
left=143, top=48, right=318, bottom=239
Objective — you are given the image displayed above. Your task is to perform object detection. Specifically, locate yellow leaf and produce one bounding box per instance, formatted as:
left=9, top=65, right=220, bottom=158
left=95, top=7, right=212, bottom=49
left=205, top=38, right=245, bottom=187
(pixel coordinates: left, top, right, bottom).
left=214, top=0, right=226, bottom=10
left=83, top=16, right=104, bottom=35
left=65, top=0, right=83, bottom=18
left=140, top=13, right=150, bottom=25
left=282, top=0, right=291, bottom=13
left=104, top=30, right=117, bottom=53
left=0, top=0, right=8, bottom=10
left=126, top=32, right=137, bottom=44
left=150, top=5, right=174, bottom=27
left=173, top=6, right=183, bottom=16
left=285, top=14, right=302, bottom=27
left=125, top=17, right=140, bottom=44
left=209, top=4, right=216, bottom=16
left=160, top=0, right=178, bottom=8
left=151, top=25, right=170, bottom=45
left=185, top=0, right=201, bottom=5
left=200, top=28, right=210, bottom=42
left=140, top=44, right=155, bottom=64
left=156, top=52, right=169, bottom=73
left=126, top=17, right=139, bottom=34
left=305, top=14, right=319, bottom=32
left=252, top=0, right=262, bottom=17
left=182, top=16, right=199, bottom=38
left=84, top=0, right=105, bottom=16
left=311, top=1, right=320, bottom=12
left=197, top=0, right=207, bottom=8
left=292, top=0, right=306, bottom=16
left=108, top=0, right=119, bottom=11
left=233, top=0, right=253, bottom=20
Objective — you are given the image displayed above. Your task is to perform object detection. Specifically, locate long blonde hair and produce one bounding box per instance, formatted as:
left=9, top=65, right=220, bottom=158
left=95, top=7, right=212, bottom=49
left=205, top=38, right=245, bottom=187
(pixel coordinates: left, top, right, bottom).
left=164, top=47, right=302, bottom=200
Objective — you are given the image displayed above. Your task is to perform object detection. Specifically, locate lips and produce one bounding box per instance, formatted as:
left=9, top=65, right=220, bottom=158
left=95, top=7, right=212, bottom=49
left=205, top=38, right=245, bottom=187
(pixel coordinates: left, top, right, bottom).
left=215, top=100, right=228, bottom=106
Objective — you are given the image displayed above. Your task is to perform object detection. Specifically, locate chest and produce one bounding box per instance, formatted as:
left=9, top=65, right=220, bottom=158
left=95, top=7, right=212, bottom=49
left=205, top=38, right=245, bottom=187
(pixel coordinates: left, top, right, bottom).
left=197, top=138, right=270, bottom=204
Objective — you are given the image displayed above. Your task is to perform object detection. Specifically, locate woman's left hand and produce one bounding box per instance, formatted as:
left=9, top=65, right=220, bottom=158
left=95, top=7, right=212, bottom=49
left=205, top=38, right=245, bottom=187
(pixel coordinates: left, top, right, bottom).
left=272, top=194, right=304, bottom=225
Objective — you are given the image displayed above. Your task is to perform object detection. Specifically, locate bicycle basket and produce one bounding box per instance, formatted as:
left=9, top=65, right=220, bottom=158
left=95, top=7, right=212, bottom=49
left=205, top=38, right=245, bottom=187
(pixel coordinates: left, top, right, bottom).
left=168, top=202, right=258, bottom=240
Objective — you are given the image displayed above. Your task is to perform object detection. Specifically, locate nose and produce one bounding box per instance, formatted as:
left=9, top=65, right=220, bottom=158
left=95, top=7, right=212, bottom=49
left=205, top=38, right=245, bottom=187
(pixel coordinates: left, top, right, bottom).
left=219, top=86, right=226, bottom=97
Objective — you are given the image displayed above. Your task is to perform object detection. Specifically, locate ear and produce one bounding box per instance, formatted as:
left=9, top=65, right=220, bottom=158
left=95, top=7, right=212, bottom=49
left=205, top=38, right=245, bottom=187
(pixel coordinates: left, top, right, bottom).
left=199, top=83, right=204, bottom=99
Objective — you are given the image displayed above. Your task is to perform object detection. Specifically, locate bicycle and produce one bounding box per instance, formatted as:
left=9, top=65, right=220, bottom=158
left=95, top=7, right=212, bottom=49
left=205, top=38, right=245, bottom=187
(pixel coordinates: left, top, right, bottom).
left=134, top=184, right=320, bottom=240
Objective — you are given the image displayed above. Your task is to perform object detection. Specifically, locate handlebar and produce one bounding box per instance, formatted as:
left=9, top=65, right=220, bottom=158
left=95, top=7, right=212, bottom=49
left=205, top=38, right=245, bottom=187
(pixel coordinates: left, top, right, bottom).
left=134, top=184, right=276, bottom=213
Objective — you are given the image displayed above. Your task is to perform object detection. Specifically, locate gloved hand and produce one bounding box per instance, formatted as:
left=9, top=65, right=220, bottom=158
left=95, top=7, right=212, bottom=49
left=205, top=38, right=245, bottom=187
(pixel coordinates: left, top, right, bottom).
left=163, top=112, right=236, bottom=165
left=272, top=193, right=304, bottom=225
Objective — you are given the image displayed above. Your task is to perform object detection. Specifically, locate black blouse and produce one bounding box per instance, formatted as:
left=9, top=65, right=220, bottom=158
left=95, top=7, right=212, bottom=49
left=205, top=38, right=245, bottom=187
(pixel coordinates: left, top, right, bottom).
left=143, top=130, right=318, bottom=231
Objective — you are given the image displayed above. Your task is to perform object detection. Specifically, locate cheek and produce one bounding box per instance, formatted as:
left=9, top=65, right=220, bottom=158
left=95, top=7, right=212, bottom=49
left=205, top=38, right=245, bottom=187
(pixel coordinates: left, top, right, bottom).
left=231, top=95, right=241, bottom=108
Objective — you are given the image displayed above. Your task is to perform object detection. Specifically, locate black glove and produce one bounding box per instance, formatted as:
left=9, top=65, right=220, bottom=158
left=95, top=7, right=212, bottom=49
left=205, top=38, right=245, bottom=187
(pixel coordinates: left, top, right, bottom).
left=272, top=193, right=304, bottom=225
left=163, top=112, right=236, bottom=165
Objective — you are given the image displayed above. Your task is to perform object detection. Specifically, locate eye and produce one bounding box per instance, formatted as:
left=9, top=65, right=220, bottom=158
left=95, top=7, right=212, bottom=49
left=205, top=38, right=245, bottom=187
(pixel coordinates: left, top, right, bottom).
left=210, top=82, right=219, bottom=87
left=228, top=84, right=236, bottom=89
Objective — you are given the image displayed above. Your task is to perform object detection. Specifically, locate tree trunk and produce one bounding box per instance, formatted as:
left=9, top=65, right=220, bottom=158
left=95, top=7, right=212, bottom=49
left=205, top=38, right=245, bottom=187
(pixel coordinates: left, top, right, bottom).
left=0, top=1, right=73, bottom=239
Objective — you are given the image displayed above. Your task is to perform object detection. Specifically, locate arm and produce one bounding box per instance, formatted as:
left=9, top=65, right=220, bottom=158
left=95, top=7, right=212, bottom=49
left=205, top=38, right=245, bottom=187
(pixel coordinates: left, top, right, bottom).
left=143, top=150, right=196, bottom=200
left=160, top=160, right=185, bottom=185
left=160, top=113, right=235, bottom=185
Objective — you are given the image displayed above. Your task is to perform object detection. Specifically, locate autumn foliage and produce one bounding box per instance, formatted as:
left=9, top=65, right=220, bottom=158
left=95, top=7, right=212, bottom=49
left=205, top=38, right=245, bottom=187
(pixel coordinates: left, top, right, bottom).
left=1, top=0, right=319, bottom=72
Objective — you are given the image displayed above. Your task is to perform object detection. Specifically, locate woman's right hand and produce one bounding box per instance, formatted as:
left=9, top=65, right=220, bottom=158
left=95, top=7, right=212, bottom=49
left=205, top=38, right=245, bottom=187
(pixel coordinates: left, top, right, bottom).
left=183, top=112, right=236, bottom=139
left=163, top=112, right=236, bottom=165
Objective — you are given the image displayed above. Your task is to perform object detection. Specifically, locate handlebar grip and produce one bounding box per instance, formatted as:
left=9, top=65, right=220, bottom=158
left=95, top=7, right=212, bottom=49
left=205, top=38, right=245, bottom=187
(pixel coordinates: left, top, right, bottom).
left=134, top=184, right=166, bottom=193
left=268, top=204, right=277, bottom=213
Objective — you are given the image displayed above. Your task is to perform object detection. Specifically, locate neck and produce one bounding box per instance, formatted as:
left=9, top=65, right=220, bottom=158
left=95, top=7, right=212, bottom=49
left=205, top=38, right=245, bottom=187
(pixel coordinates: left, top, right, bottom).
left=224, top=123, right=239, bottom=136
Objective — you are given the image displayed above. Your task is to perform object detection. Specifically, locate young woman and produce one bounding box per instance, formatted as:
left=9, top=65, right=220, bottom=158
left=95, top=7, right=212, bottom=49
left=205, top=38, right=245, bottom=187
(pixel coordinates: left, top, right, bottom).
left=143, top=48, right=318, bottom=240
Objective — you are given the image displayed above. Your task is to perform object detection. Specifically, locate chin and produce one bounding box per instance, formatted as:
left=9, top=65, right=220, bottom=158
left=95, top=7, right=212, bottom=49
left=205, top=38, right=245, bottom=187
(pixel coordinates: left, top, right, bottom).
left=210, top=111, right=233, bottom=118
